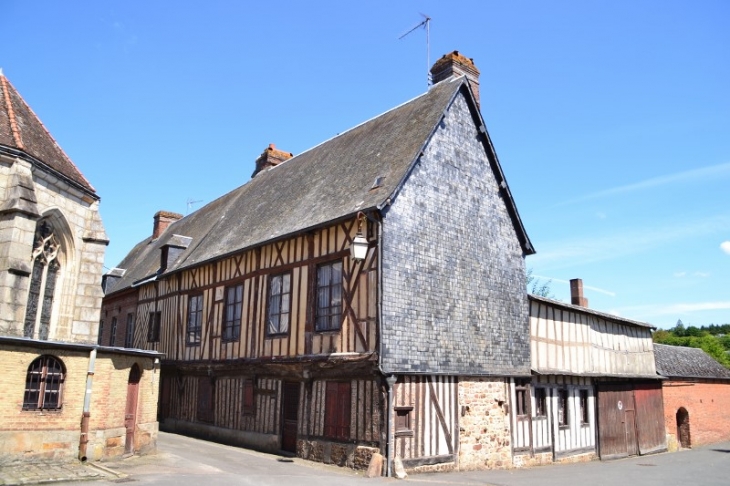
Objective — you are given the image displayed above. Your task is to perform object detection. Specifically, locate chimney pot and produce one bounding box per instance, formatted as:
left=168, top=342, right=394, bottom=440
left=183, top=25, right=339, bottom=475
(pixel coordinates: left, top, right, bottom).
left=570, top=278, right=589, bottom=307
left=153, top=210, right=183, bottom=240
left=430, top=50, right=481, bottom=108
left=252, top=143, right=293, bottom=178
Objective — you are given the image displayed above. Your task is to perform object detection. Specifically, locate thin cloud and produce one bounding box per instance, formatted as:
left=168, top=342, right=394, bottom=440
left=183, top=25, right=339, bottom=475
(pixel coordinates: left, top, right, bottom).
left=554, top=162, right=730, bottom=207
left=619, top=301, right=730, bottom=318
left=721, top=241, right=730, bottom=255
left=529, top=214, right=730, bottom=270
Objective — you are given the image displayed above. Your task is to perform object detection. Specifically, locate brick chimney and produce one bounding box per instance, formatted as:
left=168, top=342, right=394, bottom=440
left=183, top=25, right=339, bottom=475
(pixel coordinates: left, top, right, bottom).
left=430, top=51, right=481, bottom=108
left=152, top=210, right=183, bottom=240
left=570, top=278, right=589, bottom=307
left=252, top=144, right=293, bottom=178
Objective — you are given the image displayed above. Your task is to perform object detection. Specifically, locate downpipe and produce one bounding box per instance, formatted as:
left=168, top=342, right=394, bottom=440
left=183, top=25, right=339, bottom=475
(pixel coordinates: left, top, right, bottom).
left=79, top=347, right=97, bottom=461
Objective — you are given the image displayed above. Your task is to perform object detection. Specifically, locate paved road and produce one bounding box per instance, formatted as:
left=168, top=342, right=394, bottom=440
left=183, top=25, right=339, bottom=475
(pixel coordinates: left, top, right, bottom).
left=67, top=432, right=730, bottom=486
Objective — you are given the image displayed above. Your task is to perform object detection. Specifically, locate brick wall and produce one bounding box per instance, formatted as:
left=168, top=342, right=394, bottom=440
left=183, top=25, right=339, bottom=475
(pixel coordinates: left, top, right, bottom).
left=457, top=377, right=513, bottom=470
left=381, top=91, right=530, bottom=375
left=99, top=290, right=139, bottom=347
left=0, top=343, right=158, bottom=464
left=662, top=380, right=730, bottom=448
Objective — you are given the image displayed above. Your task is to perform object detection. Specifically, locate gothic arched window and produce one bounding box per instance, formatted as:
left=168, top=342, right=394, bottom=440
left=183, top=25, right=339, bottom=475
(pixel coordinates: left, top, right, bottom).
left=24, top=220, right=61, bottom=340
left=22, top=355, right=65, bottom=410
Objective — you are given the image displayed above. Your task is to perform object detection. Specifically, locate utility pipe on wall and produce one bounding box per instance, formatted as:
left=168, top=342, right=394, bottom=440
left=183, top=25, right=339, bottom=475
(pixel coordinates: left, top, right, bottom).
left=78, top=347, right=97, bottom=461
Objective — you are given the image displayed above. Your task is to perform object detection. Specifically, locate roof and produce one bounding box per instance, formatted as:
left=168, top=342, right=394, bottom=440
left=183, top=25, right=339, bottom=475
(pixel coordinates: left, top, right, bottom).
left=0, top=335, right=164, bottom=358
left=0, top=72, right=96, bottom=195
left=108, top=77, right=533, bottom=294
left=528, top=294, right=656, bottom=330
left=653, top=343, right=730, bottom=380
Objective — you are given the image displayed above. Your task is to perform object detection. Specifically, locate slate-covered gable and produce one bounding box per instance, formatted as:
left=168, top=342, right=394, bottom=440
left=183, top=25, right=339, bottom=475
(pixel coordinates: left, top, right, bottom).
left=654, top=343, right=730, bottom=379
left=381, top=91, right=531, bottom=376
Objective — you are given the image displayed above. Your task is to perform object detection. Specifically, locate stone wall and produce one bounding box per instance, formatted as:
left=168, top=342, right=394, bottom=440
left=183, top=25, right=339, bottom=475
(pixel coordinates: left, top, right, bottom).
left=457, top=377, right=513, bottom=470
left=297, top=439, right=379, bottom=470
left=381, top=91, right=530, bottom=376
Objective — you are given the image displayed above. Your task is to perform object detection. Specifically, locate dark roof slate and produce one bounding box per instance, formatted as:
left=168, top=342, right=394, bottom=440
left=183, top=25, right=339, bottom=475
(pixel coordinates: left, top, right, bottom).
left=0, top=73, right=95, bottom=194
left=108, top=77, right=532, bottom=293
left=653, top=343, right=730, bottom=379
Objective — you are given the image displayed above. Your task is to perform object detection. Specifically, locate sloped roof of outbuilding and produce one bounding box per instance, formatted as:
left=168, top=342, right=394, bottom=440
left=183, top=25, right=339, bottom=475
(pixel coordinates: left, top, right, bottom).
left=108, top=77, right=534, bottom=294
left=654, top=343, right=730, bottom=380
left=0, top=72, right=96, bottom=195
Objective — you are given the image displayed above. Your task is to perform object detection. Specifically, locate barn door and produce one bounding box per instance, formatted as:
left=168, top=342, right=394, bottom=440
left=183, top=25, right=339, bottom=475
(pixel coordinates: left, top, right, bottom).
left=597, top=384, right=638, bottom=459
left=634, top=382, right=666, bottom=454
left=281, top=382, right=299, bottom=453
left=125, top=364, right=142, bottom=454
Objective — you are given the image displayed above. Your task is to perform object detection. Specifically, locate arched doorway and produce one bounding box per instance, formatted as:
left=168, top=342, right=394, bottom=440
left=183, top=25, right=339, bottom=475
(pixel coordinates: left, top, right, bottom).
left=676, top=407, right=690, bottom=448
left=125, top=364, right=142, bottom=454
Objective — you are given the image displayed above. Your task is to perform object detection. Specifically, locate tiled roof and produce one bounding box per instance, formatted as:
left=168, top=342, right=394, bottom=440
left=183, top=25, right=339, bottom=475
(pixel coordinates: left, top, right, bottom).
left=653, top=343, right=730, bottom=379
left=107, top=77, right=533, bottom=294
left=0, top=72, right=95, bottom=194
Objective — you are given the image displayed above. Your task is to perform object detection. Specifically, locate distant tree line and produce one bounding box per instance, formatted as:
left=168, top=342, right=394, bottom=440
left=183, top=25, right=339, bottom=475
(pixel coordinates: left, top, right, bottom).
left=653, top=319, right=730, bottom=369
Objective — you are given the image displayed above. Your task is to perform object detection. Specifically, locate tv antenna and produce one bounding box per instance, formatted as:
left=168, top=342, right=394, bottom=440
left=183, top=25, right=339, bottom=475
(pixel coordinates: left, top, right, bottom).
left=186, top=198, right=203, bottom=214
left=399, top=14, right=432, bottom=87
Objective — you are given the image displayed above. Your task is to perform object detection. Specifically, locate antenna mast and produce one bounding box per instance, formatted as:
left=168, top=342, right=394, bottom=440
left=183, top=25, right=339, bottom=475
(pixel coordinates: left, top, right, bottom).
left=398, top=14, right=432, bottom=87
left=186, top=198, right=203, bottom=214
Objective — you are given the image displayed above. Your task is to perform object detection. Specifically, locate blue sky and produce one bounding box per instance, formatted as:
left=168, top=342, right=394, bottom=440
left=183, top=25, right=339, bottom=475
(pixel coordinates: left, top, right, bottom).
left=1, top=1, right=728, bottom=328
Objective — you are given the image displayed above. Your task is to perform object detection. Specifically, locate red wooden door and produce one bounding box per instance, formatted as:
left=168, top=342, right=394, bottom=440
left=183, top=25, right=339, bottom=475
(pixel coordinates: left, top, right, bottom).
left=281, top=382, right=299, bottom=453
left=125, top=365, right=142, bottom=454
left=634, top=382, right=667, bottom=454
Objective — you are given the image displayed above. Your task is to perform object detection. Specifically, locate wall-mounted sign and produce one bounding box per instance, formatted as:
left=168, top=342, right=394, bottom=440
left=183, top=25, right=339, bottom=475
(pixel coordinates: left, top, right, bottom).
left=617, top=400, right=623, bottom=411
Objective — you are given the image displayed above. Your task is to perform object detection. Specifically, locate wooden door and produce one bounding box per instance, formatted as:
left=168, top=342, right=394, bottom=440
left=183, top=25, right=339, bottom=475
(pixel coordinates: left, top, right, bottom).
left=125, top=365, right=142, bottom=454
left=634, top=382, right=666, bottom=454
left=677, top=407, right=691, bottom=448
left=597, top=384, right=637, bottom=459
left=281, top=382, right=299, bottom=453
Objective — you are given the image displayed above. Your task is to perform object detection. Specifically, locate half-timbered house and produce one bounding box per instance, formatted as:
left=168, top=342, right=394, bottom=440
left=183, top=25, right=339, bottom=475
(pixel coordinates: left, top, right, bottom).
left=513, top=280, right=666, bottom=465
left=101, top=51, right=536, bottom=474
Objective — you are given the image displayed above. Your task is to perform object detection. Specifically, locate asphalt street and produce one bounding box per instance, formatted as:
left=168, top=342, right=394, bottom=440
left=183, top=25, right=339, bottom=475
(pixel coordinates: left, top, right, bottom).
left=62, top=432, right=730, bottom=486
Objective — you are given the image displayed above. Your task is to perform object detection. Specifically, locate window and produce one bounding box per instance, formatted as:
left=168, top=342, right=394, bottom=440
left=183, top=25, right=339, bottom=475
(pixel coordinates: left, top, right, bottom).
left=124, top=313, right=135, bottom=348
left=223, top=285, right=243, bottom=341
left=242, top=379, right=255, bottom=415
left=24, top=220, right=61, bottom=341
left=97, top=320, right=104, bottom=345
left=579, top=389, right=589, bottom=425
left=535, top=387, right=547, bottom=417
left=267, top=273, right=291, bottom=336
left=324, top=381, right=351, bottom=440
left=515, top=380, right=529, bottom=416
left=148, top=311, right=161, bottom=342
left=109, top=317, right=118, bottom=346
left=315, top=261, right=343, bottom=331
left=23, top=355, right=65, bottom=410
left=187, top=294, right=203, bottom=345
left=558, top=389, right=569, bottom=427
left=395, top=406, right=413, bottom=437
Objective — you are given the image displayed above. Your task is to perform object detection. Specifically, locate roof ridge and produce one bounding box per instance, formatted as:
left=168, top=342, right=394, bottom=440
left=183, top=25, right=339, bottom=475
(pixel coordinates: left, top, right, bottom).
left=0, top=74, right=24, bottom=149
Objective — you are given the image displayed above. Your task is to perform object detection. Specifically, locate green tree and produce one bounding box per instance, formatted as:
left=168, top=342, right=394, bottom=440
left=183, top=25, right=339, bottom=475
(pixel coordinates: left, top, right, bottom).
left=527, top=268, right=554, bottom=299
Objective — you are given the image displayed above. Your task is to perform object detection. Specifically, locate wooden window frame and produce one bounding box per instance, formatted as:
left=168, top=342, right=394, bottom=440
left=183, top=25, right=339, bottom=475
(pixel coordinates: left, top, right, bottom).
left=124, top=312, right=135, bottom=348
left=558, top=388, right=569, bottom=427
left=242, top=379, right=255, bottom=416
left=147, top=311, right=161, bottom=342
left=579, top=389, right=589, bottom=425
left=22, top=355, right=65, bottom=411
left=315, top=260, right=343, bottom=332
left=394, top=406, right=414, bottom=437
left=324, top=381, right=351, bottom=441
left=222, top=284, right=243, bottom=342
left=534, top=387, right=547, bottom=417
left=266, top=272, right=291, bottom=336
left=186, top=293, right=203, bottom=346
left=515, top=380, right=529, bottom=417
left=109, top=317, right=118, bottom=346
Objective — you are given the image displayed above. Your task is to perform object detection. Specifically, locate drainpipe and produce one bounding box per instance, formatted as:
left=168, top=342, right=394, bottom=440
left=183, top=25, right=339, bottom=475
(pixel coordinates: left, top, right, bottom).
left=79, top=347, right=97, bottom=461
left=374, top=214, right=396, bottom=477
left=385, top=374, right=397, bottom=477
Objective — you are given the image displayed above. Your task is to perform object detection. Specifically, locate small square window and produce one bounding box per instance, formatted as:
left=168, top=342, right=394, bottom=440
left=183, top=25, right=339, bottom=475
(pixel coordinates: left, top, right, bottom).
left=395, top=406, right=413, bottom=437
left=534, top=388, right=547, bottom=417
left=558, top=389, right=569, bottom=427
